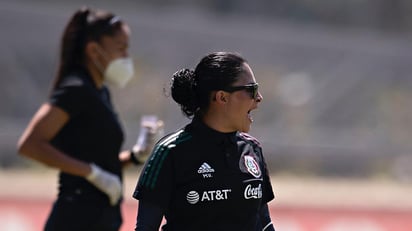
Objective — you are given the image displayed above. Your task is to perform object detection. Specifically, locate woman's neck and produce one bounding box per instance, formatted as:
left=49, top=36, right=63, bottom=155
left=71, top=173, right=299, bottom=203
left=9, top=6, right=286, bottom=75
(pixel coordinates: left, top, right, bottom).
left=201, top=110, right=236, bottom=133
left=85, top=61, right=104, bottom=89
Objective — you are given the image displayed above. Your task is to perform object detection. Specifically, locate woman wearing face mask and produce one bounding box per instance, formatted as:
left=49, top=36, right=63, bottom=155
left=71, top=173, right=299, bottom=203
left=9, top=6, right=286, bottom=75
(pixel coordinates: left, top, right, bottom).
left=17, top=7, right=156, bottom=231
left=133, top=52, right=276, bottom=231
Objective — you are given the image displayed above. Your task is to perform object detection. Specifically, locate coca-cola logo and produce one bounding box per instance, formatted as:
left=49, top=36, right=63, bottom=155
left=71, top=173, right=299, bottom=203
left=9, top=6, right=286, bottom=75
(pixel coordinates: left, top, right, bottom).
left=244, top=184, right=262, bottom=199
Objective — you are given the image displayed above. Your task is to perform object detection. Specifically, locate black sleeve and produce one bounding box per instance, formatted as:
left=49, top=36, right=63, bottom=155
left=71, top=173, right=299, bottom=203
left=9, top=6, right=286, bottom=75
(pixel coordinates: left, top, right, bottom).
left=258, top=204, right=275, bottom=231
left=135, top=201, right=164, bottom=231
left=133, top=139, right=174, bottom=207
left=260, top=147, right=275, bottom=204
left=49, top=79, right=91, bottom=117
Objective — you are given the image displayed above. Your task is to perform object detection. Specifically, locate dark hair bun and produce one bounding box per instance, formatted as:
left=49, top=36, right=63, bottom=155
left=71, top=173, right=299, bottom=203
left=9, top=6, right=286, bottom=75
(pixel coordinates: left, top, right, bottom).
left=171, top=68, right=198, bottom=117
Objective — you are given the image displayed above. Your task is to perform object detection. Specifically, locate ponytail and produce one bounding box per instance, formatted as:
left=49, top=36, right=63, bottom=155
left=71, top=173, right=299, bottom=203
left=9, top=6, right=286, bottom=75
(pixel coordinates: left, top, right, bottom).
left=52, top=7, right=90, bottom=90
left=171, top=68, right=199, bottom=118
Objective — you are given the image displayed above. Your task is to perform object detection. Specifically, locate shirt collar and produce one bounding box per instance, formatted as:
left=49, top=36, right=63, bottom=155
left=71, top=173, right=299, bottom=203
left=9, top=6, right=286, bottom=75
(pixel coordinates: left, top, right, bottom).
left=188, top=116, right=238, bottom=145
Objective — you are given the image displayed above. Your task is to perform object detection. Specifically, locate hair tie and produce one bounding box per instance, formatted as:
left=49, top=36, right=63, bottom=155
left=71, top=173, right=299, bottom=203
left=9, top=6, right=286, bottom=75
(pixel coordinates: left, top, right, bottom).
left=109, top=16, right=121, bottom=25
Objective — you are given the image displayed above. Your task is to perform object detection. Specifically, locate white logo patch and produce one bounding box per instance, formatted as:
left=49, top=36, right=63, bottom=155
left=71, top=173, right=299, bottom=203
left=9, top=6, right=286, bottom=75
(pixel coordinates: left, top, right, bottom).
left=197, top=162, right=215, bottom=178
left=186, top=189, right=231, bottom=204
left=186, top=191, right=200, bottom=204
left=244, top=184, right=262, bottom=199
left=244, top=156, right=261, bottom=178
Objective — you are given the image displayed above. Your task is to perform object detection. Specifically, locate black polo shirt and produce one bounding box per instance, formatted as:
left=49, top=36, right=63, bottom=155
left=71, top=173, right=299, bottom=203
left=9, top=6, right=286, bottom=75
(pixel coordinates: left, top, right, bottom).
left=50, top=70, right=124, bottom=203
left=133, top=118, right=275, bottom=231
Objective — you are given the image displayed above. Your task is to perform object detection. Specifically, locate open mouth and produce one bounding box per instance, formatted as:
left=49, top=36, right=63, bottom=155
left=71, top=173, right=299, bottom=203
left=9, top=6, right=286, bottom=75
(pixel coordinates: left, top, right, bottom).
left=247, top=110, right=253, bottom=122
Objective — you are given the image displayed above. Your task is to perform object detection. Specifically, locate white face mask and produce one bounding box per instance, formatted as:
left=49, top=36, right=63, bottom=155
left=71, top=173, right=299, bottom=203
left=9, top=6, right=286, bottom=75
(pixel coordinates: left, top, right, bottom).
left=104, top=57, right=135, bottom=88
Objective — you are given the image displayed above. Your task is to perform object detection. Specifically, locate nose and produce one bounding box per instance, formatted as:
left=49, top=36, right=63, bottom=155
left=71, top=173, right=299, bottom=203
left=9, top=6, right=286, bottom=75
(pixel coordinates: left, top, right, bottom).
left=255, top=92, right=263, bottom=102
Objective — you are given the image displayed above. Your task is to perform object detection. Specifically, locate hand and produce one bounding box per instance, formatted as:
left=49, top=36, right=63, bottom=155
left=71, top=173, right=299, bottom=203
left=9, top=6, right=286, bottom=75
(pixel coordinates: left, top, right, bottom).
left=85, top=163, right=122, bottom=206
left=131, top=116, right=164, bottom=164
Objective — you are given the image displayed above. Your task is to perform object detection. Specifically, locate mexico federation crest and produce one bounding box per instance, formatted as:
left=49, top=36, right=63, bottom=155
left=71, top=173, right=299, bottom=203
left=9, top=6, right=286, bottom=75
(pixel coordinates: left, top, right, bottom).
left=244, top=155, right=261, bottom=178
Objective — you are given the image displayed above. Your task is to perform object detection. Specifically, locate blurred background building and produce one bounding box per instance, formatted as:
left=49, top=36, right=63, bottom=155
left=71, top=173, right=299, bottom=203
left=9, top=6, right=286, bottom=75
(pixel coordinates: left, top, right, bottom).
left=1, top=0, right=412, bottom=180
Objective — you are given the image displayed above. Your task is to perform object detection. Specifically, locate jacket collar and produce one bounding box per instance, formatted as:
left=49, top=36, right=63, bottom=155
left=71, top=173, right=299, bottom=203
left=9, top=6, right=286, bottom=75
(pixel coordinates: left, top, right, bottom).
left=188, top=116, right=237, bottom=145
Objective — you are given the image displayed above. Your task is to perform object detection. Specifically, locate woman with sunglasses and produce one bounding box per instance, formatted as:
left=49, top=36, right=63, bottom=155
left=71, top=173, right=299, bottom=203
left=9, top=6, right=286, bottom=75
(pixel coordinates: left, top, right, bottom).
left=133, top=51, right=275, bottom=231
left=16, top=7, right=159, bottom=231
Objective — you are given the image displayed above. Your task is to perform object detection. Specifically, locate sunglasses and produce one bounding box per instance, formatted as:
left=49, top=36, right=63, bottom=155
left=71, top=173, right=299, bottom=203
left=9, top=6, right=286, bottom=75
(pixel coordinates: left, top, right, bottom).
left=223, top=83, right=259, bottom=100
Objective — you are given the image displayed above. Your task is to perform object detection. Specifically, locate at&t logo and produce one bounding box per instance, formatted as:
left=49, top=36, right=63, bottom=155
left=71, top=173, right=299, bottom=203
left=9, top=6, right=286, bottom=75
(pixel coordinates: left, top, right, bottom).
left=186, top=189, right=231, bottom=204
left=186, top=191, right=200, bottom=204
